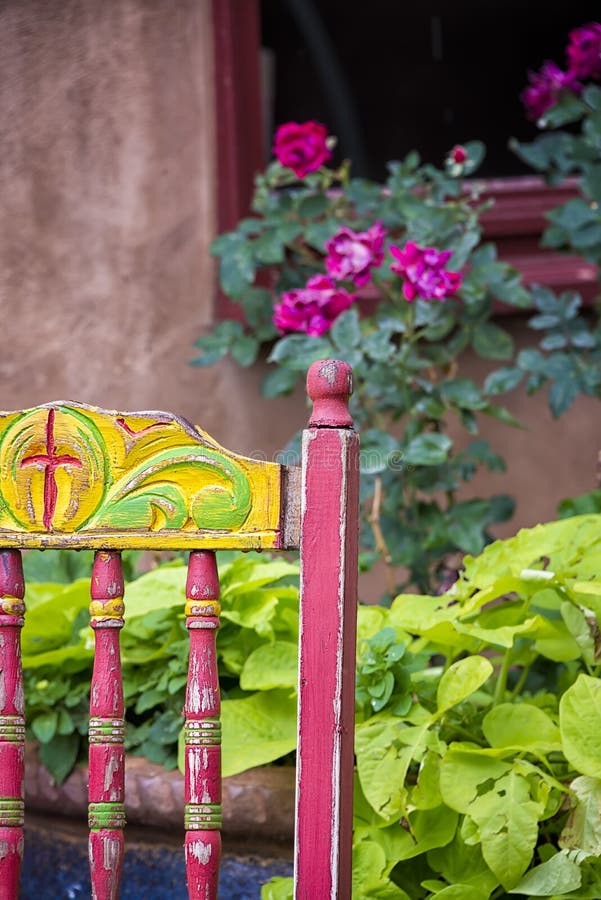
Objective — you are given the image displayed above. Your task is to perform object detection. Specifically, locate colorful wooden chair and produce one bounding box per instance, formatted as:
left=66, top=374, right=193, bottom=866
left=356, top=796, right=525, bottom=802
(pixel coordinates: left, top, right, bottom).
left=0, top=359, right=359, bottom=899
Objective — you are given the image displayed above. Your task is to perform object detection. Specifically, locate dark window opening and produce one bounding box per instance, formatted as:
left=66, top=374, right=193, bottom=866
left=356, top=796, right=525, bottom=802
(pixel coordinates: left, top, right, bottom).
left=261, top=1, right=601, bottom=179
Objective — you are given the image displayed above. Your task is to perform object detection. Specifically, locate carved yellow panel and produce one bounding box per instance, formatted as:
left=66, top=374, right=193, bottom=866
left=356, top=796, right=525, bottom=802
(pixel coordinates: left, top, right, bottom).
left=0, top=404, right=283, bottom=549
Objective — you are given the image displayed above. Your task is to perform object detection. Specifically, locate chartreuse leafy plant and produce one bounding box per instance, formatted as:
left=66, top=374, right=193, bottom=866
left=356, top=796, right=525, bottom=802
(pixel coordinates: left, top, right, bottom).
left=23, top=552, right=301, bottom=783
left=265, top=514, right=601, bottom=899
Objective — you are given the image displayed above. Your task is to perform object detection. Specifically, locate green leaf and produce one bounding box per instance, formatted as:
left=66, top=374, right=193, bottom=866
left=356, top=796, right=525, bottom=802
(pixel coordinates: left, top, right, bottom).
left=220, top=689, right=297, bottom=777
left=560, top=675, right=601, bottom=778
left=352, top=838, right=409, bottom=899
left=560, top=776, right=601, bottom=855
left=483, top=367, right=523, bottom=395
left=39, top=733, right=80, bottom=785
left=253, top=229, right=286, bottom=265
left=230, top=334, right=259, bottom=367
left=440, top=379, right=487, bottom=410
left=261, top=877, right=294, bottom=900
left=509, top=849, right=583, bottom=895
left=472, top=323, right=514, bottom=360
left=124, top=566, right=186, bottom=617
left=262, top=367, right=299, bottom=398
left=436, top=656, right=493, bottom=714
left=331, top=308, right=361, bottom=351
left=217, top=234, right=256, bottom=298
left=394, top=806, right=458, bottom=861
left=471, top=769, right=541, bottom=889
left=430, top=887, right=487, bottom=900
left=296, top=193, right=329, bottom=219
left=240, top=641, right=298, bottom=690
left=403, top=433, right=452, bottom=467
left=482, top=703, right=561, bottom=751
left=268, top=334, right=333, bottom=371
left=428, top=832, right=499, bottom=896
left=355, top=716, right=426, bottom=820
left=440, top=747, right=511, bottom=814
left=32, top=710, right=58, bottom=743
left=360, top=430, right=401, bottom=475
left=549, top=375, right=580, bottom=417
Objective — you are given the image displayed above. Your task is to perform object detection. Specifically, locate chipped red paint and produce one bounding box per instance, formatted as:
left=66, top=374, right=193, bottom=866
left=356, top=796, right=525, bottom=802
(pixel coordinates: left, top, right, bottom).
left=20, top=408, right=82, bottom=530
left=295, top=361, right=359, bottom=899
left=88, top=551, right=125, bottom=900
left=0, top=361, right=362, bottom=896
left=115, top=418, right=164, bottom=438
left=184, top=551, right=222, bottom=899
left=0, top=550, right=25, bottom=899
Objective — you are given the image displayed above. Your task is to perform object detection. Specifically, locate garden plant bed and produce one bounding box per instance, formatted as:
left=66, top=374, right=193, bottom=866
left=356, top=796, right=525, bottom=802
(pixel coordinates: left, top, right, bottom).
left=24, top=743, right=295, bottom=844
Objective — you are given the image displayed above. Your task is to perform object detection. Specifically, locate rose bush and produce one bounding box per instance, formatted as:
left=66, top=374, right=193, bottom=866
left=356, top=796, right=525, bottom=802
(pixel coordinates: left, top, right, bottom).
left=194, top=123, right=531, bottom=595
left=194, top=22, right=601, bottom=595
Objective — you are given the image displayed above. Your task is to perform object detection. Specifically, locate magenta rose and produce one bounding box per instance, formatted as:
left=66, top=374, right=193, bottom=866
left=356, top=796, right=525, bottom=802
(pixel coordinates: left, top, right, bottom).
left=567, top=22, right=601, bottom=80
left=389, top=242, right=462, bottom=302
left=325, top=222, right=386, bottom=287
left=273, top=121, right=332, bottom=178
left=449, top=145, right=467, bottom=164
left=521, top=61, right=582, bottom=121
left=273, top=275, right=356, bottom=336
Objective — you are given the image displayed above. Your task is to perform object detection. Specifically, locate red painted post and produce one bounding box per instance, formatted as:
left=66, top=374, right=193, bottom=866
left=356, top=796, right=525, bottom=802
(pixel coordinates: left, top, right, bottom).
left=295, top=360, right=359, bottom=899
left=184, top=550, right=222, bottom=899
left=88, top=551, right=126, bottom=900
left=0, top=550, right=25, bottom=900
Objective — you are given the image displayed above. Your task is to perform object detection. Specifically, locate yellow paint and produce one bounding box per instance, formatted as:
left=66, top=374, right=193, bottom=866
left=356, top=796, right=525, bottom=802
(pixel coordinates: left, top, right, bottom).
left=0, top=596, right=26, bottom=615
left=185, top=599, right=222, bottom=617
left=0, top=404, right=283, bottom=550
left=89, top=597, right=125, bottom=619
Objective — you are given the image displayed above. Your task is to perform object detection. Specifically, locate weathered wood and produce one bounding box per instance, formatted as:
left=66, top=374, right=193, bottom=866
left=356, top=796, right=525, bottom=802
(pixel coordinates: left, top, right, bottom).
left=295, top=360, right=359, bottom=899
left=184, top=551, right=222, bottom=899
left=88, top=551, right=126, bottom=900
left=0, top=550, right=25, bottom=900
left=0, top=361, right=360, bottom=896
left=0, top=403, right=285, bottom=550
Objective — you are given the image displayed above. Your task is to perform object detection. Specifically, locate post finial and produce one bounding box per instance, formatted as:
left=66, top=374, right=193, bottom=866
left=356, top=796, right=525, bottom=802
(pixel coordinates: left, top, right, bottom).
left=307, top=359, right=353, bottom=428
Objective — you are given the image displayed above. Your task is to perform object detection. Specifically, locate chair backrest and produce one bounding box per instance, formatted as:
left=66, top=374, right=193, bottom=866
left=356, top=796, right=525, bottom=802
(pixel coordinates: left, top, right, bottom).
left=0, top=358, right=359, bottom=900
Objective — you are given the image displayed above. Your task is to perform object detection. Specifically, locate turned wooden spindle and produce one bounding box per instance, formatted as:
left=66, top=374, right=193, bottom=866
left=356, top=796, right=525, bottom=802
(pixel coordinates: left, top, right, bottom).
left=0, top=550, right=26, bottom=900
left=88, top=550, right=126, bottom=900
left=184, top=550, right=222, bottom=900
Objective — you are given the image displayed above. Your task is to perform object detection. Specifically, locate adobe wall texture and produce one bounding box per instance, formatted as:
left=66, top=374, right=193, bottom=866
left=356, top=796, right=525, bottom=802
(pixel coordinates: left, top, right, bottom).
left=0, top=0, right=598, bottom=575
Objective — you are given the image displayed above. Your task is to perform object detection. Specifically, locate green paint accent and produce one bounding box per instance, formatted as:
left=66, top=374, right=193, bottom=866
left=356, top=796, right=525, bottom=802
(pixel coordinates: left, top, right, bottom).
left=88, top=717, right=126, bottom=743
left=185, top=803, right=222, bottom=830
left=184, top=719, right=222, bottom=745
left=0, top=715, right=25, bottom=743
left=0, top=798, right=24, bottom=827
left=88, top=802, right=126, bottom=830
left=90, top=445, right=252, bottom=533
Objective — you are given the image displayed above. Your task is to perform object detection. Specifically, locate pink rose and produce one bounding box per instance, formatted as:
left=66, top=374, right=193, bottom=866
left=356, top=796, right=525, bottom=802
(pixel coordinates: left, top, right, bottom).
left=521, top=61, right=582, bottom=121
left=389, top=242, right=462, bottom=302
left=567, top=23, right=601, bottom=81
left=273, top=121, right=332, bottom=178
left=325, top=222, right=386, bottom=287
left=273, top=275, right=356, bottom=336
left=449, top=145, right=467, bottom=164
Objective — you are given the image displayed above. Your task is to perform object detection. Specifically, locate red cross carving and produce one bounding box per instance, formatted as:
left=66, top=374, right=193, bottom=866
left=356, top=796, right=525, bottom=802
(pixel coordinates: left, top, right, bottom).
left=21, top=409, right=83, bottom=530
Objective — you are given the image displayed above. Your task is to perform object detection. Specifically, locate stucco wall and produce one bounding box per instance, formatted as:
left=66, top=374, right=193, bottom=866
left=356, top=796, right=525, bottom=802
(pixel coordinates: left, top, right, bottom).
left=0, top=0, right=220, bottom=416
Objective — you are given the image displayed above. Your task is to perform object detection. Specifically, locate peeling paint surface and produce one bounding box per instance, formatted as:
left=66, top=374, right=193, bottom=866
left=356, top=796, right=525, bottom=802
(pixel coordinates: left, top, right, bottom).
left=189, top=840, right=212, bottom=866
